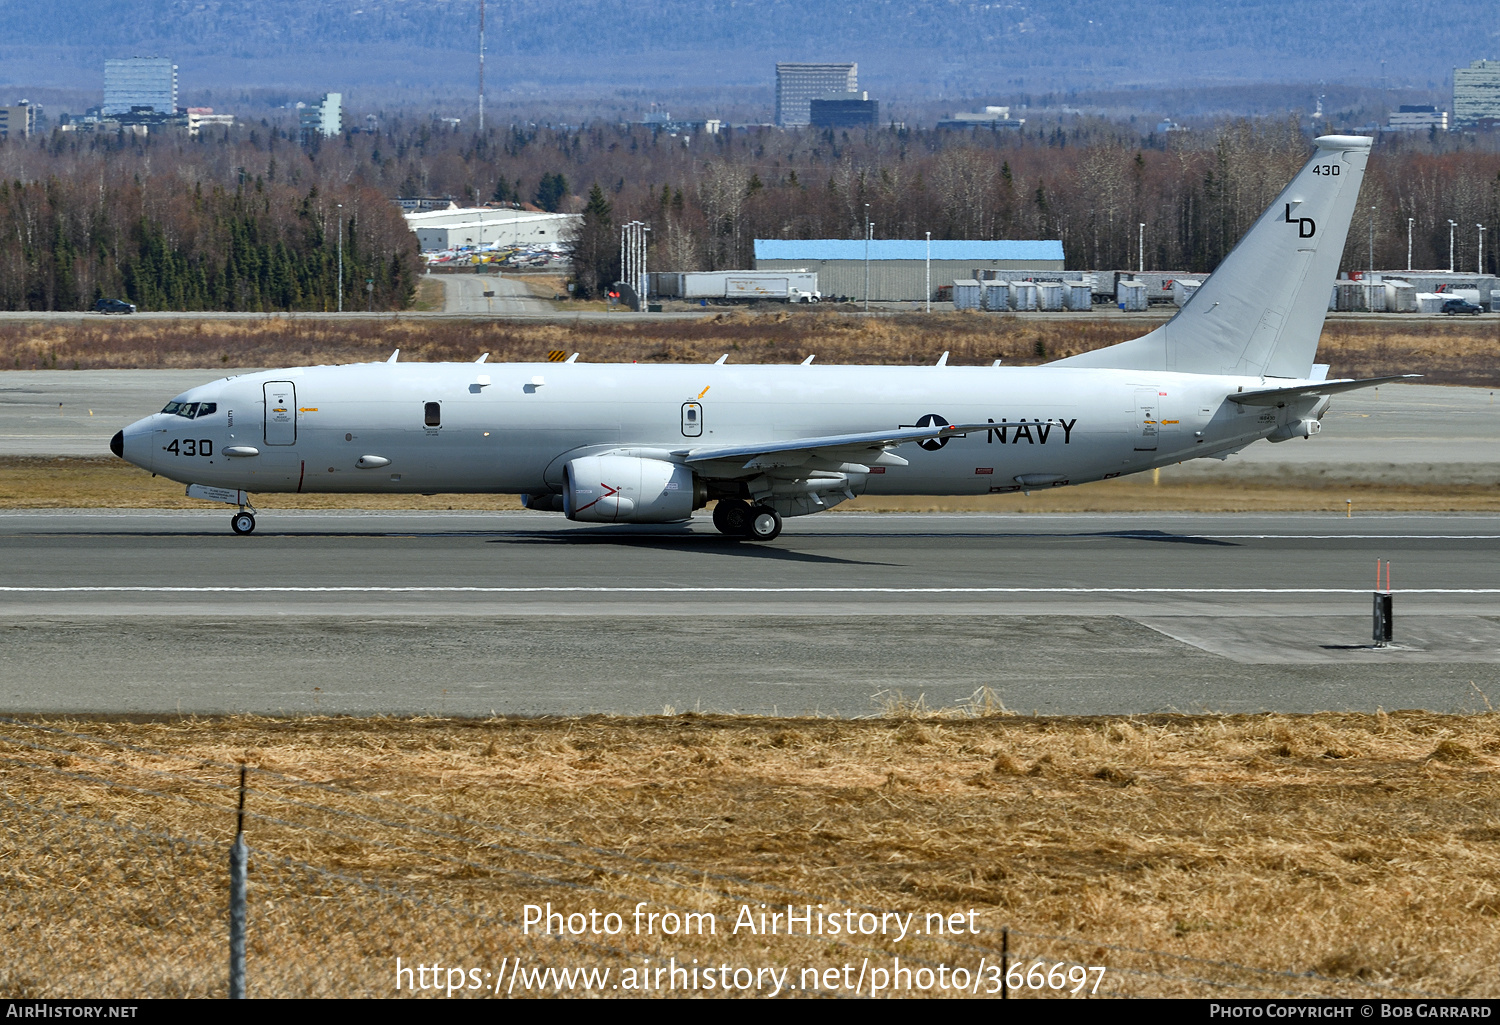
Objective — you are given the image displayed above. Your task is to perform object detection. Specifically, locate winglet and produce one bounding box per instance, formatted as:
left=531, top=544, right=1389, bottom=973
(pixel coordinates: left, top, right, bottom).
left=800, top=354, right=816, bottom=366
left=565, top=353, right=580, bottom=363
left=387, top=349, right=400, bottom=364
left=714, top=354, right=728, bottom=365
left=935, top=351, right=949, bottom=367
left=474, top=352, right=489, bottom=363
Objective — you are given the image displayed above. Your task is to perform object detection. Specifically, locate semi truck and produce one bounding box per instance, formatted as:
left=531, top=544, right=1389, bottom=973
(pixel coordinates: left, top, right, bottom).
left=652, top=270, right=820, bottom=303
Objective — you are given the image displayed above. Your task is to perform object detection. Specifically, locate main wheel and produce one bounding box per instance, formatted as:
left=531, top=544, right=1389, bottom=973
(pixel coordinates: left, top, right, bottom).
left=745, top=505, right=782, bottom=542
left=712, top=499, right=752, bottom=536
left=231, top=512, right=256, bottom=535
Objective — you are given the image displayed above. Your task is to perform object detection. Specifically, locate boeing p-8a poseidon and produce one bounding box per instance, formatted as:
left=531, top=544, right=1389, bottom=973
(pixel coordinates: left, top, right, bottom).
left=113, top=135, right=1406, bottom=540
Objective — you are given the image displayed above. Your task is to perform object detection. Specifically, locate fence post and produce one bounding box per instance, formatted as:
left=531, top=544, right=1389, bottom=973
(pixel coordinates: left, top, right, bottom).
left=1001, top=926, right=1008, bottom=1000
left=229, top=766, right=247, bottom=999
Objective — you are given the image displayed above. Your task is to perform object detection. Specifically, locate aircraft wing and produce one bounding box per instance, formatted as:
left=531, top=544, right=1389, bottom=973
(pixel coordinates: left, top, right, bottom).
left=685, top=422, right=992, bottom=470
left=1227, top=374, right=1421, bottom=406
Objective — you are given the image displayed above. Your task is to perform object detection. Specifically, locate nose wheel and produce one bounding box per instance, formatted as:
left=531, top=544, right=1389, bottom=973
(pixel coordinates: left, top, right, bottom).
left=230, top=512, right=256, bottom=535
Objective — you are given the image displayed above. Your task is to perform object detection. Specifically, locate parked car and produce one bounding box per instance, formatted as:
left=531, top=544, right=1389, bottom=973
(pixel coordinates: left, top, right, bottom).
left=1441, top=297, right=1482, bottom=316
left=93, top=298, right=137, bottom=314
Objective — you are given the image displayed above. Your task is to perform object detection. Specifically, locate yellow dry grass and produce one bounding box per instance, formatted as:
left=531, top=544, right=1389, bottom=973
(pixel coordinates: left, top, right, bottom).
left=0, top=711, right=1496, bottom=998
left=4, top=458, right=1496, bottom=513
left=0, top=312, right=1493, bottom=385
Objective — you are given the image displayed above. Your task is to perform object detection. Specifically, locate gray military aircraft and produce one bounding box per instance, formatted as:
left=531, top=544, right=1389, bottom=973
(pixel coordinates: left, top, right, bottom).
left=112, top=135, right=1407, bottom=541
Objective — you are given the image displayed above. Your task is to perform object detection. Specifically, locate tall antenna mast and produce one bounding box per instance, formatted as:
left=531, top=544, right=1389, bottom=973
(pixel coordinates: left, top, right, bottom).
left=478, top=0, right=485, bottom=133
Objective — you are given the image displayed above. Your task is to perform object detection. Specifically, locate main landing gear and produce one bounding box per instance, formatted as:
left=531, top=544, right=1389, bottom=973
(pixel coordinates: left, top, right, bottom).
left=231, top=511, right=256, bottom=535
left=712, top=499, right=782, bottom=542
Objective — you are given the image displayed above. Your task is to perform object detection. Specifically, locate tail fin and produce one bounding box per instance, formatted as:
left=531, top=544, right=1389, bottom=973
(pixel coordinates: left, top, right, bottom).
left=1053, top=135, right=1371, bottom=379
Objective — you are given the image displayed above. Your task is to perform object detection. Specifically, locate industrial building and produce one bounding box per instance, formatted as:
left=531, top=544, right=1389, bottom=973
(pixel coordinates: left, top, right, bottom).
left=936, top=106, right=1026, bottom=131
left=775, top=63, right=857, bottom=127
left=298, top=93, right=342, bottom=142
left=1453, top=59, right=1500, bottom=128
left=1386, top=105, right=1449, bottom=132
left=809, top=92, right=878, bottom=128
left=186, top=107, right=234, bottom=136
left=753, top=239, right=1065, bottom=301
left=103, top=57, right=177, bottom=116
left=404, top=206, right=580, bottom=252
left=0, top=102, right=36, bottom=139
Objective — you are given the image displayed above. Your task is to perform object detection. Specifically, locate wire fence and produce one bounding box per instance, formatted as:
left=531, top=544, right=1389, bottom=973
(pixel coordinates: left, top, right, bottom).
left=0, top=717, right=1448, bottom=999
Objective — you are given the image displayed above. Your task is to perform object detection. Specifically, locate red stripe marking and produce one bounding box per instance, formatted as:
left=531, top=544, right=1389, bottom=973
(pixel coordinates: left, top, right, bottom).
left=573, top=482, right=620, bottom=515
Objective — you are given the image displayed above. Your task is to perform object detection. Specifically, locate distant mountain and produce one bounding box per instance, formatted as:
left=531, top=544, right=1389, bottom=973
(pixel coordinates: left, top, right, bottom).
left=0, top=0, right=1491, bottom=106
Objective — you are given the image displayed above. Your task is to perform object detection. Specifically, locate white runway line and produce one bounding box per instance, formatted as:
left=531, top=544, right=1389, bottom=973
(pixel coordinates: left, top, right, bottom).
left=2, top=586, right=1499, bottom=595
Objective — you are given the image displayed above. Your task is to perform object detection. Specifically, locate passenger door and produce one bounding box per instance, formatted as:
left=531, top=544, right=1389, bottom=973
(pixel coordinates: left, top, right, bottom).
left=264, top=382, right=297, bottom=445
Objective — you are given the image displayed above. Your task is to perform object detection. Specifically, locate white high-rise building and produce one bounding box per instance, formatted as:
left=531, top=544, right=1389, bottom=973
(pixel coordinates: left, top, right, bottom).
left=103, top=57, right=178, bottom=116
left=299, top=93, right=342, bottom=141
left=1453, top=59, right=1500, bottom=127
left=775, top=63, right=857, bottom=127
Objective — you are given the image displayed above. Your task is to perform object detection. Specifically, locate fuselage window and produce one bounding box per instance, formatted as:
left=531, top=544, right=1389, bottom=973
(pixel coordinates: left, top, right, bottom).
left=424, top=401, right=441, bottom=428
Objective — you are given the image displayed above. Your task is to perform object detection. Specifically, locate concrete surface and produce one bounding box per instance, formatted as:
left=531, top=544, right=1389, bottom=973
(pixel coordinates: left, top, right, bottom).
left=0, top=511, right=1495, bottom=716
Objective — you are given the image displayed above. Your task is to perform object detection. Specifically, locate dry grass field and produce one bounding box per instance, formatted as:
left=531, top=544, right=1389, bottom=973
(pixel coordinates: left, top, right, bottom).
left=1, top=710, right=1497, bottom=998
left=1, top=311, right=1495, bottom=385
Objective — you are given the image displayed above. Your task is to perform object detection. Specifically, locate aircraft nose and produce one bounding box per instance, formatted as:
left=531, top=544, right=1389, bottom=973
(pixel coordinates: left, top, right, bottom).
left=110, top=430, right=124, bottom=458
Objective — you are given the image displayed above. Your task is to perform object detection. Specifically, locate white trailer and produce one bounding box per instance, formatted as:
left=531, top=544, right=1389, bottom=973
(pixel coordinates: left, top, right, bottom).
left=655, top=270, right=820, bottom=302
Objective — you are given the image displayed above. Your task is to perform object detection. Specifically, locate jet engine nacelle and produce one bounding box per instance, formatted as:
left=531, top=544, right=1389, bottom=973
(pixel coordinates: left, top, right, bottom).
left=564, top=455, right=699, bottom=523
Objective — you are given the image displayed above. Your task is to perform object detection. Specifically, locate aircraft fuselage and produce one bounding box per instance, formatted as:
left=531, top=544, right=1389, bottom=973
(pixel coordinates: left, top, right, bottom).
left=116, top=360, right=1304, bottom=498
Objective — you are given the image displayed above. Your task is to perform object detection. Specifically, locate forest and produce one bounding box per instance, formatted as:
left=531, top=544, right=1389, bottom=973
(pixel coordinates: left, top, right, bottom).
left=0, top=113, right=1497, bottom=308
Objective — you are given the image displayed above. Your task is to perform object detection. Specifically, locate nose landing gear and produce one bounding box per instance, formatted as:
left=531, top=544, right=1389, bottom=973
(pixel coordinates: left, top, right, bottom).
left=231, top=511, right=256, bottom=535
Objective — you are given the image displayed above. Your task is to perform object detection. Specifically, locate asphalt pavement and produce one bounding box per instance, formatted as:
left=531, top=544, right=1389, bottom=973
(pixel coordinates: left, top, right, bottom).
left=0, top=511, right=1495, bottom=716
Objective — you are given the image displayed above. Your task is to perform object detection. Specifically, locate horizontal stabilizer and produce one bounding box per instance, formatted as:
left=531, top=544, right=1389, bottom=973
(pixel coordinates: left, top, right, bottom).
left=1227, top=374, right=1421, bottom=406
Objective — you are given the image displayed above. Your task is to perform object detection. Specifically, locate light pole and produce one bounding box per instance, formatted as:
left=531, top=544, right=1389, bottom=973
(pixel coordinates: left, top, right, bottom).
left=864, top=203, right=871, bottom=313
left=1368, top=206, right=1375, bottom=278
left=1448, top=219, right=1457, bottom=274
left=1479, top=224, right=1486, bottom=274
left=336, top=203, right=343, bottom=313
left=1407, top=217, right=1414, bottom=272
left=619, top=220, right=649, bottom=311
left=1138, top=223, right=1145, bottom=273
left=925, top=231, right=931, bottom=313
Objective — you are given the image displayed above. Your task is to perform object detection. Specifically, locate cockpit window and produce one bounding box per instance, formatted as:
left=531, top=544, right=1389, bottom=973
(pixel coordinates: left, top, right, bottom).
left=160, top=401, right=216, bottom=419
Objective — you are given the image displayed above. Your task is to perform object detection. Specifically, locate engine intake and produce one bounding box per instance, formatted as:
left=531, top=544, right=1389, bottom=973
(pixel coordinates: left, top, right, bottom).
left=564, top=455, right=699, bottom=523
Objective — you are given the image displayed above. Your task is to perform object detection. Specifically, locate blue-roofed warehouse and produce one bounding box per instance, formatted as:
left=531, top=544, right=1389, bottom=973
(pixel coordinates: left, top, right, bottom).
left=753, top=238, right=1065, bottom=302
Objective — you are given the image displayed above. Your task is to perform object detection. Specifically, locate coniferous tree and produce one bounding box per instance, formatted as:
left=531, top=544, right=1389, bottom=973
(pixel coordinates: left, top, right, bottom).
left=569, top=183, right=616, bottom=299
left=534, top=172, right=569, bottom=212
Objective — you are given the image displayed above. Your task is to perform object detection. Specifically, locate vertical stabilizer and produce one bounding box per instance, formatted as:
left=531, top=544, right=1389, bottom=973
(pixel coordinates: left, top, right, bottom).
left=1053, top=135, right=1371, bottom=378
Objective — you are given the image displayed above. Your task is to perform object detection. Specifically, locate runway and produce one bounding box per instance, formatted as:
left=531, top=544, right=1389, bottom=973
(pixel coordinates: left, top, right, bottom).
left=1, top=511, right=1496, bottom=716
